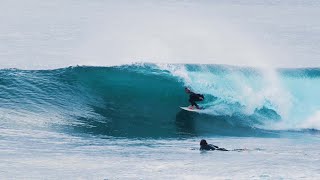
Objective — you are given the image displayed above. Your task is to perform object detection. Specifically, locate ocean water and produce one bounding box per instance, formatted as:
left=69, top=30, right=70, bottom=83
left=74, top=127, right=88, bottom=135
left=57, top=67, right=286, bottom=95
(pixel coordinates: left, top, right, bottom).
left=2, top=0, right=320, bottom=179
left=1, top=64, right=320, bottom=179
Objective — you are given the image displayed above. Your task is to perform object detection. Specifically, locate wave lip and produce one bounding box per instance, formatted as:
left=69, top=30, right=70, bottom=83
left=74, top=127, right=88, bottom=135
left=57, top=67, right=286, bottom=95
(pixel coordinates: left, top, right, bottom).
left=1, top=64, right=319, bottom=137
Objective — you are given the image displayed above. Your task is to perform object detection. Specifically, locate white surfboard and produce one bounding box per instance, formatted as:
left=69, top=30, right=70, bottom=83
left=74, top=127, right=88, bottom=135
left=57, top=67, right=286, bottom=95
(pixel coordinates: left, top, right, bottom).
left=180, top=106, right=203, bottom=112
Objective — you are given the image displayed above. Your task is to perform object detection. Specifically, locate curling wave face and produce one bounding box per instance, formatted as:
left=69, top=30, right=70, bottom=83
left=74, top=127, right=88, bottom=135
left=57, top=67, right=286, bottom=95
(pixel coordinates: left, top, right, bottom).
left=0, top=64, right=319, bottom=138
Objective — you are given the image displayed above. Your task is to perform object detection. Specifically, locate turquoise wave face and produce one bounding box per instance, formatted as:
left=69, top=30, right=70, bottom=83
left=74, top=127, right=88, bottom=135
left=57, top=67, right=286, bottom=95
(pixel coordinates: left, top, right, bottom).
left=0, top=64, right=319, bottom=138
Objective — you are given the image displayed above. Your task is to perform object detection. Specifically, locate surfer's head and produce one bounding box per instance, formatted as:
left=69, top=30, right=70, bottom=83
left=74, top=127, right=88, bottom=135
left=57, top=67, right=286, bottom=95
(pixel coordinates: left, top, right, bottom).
left=185, top=87, right=191, bottom=94
left=200, top=139, right=208, bottom=146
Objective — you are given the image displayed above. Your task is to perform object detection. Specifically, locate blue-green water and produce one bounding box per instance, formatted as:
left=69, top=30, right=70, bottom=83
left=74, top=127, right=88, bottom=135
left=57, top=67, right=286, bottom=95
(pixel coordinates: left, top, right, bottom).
left=2, top=0, right=320, bottom=178
left=1, top=64, right=320, bottom=137
left=1, top=64, right=320, bottom=179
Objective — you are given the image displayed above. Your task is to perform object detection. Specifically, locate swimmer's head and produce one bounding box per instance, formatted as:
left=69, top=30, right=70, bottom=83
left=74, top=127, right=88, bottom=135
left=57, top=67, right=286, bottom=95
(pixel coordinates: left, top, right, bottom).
left=200, top=139, right=208, bottom=146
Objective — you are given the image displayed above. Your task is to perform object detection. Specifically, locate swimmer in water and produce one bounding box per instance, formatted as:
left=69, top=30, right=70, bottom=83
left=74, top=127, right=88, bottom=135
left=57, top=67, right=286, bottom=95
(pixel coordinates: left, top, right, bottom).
left=200, top=139, right=228, bottom=151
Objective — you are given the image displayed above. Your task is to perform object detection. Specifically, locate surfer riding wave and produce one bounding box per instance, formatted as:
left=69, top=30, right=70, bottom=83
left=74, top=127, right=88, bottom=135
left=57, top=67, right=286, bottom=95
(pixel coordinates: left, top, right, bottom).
left=185, top=87, right=204, bottom=109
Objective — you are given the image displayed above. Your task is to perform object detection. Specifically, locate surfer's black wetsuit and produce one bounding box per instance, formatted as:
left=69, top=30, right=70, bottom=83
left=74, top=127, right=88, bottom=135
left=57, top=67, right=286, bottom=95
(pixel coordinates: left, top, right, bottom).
left=189, top=92, right=204, bottom=109
left=200, top=144, right=229, bottom=151
left=199, top=139, right=228, bottom=151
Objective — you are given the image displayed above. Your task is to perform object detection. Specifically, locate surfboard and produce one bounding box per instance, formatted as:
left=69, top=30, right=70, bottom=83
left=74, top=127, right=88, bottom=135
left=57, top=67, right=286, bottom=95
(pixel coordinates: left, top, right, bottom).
left=180, top=106, right=203, bottom=112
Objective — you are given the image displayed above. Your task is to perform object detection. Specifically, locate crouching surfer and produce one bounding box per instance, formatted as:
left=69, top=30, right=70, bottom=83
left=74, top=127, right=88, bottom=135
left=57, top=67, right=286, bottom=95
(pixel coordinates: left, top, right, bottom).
left=185, top=87, right=204, bottom=110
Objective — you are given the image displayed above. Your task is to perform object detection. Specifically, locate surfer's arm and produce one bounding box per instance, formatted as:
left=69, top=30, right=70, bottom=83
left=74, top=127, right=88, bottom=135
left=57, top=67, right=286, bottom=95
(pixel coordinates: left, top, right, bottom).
left=209, top=144, right=219, bottom=149
left=197, top=94, right=204, bottom=100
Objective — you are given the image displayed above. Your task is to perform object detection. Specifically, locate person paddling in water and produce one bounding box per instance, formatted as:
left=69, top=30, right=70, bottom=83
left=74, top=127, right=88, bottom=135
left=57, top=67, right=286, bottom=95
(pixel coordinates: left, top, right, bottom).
left=199, top=139, right=248, bottom=152
left=200, top=139, right=228, bottom=151
left=185, top=87, right=204, bottom=109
